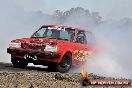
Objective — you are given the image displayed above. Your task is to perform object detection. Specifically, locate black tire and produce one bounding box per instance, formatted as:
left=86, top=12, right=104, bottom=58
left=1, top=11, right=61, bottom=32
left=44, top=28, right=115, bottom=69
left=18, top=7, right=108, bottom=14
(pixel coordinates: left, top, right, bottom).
left=56, top=53, right=72, bottom=73
left=47, top=63, right=57, bottom=72
left=11, top=58, right=28, bottom=69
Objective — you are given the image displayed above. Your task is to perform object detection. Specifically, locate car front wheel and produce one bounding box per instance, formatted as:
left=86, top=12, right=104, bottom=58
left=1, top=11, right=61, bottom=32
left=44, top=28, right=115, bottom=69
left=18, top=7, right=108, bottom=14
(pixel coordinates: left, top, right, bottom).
left=11, top=57, right=28, bottom=69
left=56, top=53, right=72, bottom=73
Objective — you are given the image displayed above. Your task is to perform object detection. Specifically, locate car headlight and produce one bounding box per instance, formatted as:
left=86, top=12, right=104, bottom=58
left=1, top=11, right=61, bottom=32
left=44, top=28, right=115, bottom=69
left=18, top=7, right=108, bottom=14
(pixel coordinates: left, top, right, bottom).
left=45, top=45, right=58, bottom=52
left=9, top=42, right=21, bottom=48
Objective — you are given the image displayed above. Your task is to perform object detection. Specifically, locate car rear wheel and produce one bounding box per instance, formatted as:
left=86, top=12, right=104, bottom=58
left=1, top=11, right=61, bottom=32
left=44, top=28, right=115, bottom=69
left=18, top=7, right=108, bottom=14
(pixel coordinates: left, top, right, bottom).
left=11, top=57, right=28, bottom=69
left=56, top=53, right=72, bottom=73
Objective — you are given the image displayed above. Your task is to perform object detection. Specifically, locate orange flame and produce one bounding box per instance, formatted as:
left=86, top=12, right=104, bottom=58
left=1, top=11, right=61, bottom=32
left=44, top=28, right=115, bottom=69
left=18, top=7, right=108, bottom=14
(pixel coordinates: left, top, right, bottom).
left=81, top=67, right=89, bottom=77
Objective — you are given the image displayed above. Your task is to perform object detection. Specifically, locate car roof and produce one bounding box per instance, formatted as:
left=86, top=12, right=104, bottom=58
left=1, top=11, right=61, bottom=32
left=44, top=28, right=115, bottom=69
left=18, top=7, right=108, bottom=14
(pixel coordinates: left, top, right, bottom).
left=42, top=24, right=85, bottom=31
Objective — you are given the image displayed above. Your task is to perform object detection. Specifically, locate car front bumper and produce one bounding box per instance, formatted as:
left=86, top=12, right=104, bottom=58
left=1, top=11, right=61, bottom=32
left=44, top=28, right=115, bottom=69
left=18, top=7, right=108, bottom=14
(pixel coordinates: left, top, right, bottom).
left=7, top=48, right=61, bottom=61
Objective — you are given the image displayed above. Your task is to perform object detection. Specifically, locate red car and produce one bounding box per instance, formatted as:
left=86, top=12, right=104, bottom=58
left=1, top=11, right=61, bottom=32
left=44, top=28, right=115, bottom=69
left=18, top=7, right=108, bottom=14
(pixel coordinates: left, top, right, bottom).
left=7, top=25, right=96, bottom=72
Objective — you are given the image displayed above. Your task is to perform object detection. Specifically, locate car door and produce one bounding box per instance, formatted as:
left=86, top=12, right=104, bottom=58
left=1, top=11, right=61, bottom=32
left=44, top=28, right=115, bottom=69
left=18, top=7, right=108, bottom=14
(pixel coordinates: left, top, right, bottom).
left=73, top=30, right=88, bottom=63
left=73, top=30, right=96, bottom=65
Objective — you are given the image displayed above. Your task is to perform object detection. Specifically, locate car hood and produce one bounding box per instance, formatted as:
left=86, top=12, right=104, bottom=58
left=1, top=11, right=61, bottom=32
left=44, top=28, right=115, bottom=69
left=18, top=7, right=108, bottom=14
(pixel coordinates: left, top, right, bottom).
left=11, top=37, right=69, bottom=44
left=11, top=38, right=70, bottom=50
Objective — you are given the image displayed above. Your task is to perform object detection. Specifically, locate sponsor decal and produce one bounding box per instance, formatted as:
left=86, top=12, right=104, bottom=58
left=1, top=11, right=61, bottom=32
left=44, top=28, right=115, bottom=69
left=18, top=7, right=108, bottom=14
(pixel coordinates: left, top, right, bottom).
left=74, top=50, right=93, bottom=61
left=48, top=26, right=66, bottom=31
left=24, top=54, right=37, bottom=60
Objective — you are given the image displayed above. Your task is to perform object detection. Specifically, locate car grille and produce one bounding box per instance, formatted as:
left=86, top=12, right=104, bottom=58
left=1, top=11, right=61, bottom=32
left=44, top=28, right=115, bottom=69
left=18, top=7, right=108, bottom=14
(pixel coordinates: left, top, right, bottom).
left=21, top=40, right=46, bottom=50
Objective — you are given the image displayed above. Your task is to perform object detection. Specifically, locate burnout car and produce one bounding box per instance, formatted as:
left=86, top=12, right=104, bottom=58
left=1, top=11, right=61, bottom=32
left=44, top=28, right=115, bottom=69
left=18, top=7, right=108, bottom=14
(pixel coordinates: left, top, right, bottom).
left=7, top=25, right=96, bottom=72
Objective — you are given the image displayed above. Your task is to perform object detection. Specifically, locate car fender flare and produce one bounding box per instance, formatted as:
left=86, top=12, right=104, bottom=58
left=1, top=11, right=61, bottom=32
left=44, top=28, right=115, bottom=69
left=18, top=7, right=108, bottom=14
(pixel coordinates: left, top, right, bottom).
left=58, top=50, right=73, bottom=63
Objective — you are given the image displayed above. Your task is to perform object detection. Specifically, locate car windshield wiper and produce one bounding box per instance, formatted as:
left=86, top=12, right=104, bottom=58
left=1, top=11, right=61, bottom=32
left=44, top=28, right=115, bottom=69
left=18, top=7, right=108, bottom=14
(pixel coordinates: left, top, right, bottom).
left=57, top=38, right=69, bottom=41
left=31, top=35, right=48, bottom=38
left=47, top=37, right=58, bottom=39
left=31, top=36, right=47, bottom=38
left=31, top=36, right=69, bottom=41
left=48, top=37, right=69, bottom=41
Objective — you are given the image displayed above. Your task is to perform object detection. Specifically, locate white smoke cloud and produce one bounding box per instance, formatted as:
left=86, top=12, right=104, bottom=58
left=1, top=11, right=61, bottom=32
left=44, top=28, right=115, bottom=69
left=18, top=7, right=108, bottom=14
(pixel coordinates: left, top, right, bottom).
left=90, top=20, right=132, bottom=78
left=63, top=10, right=132, bottom=78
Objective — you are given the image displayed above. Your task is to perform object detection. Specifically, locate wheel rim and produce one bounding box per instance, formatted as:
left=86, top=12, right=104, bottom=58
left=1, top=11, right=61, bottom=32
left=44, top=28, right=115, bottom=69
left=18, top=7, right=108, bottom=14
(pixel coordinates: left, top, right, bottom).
left=60, top=57, right=71, bottom=68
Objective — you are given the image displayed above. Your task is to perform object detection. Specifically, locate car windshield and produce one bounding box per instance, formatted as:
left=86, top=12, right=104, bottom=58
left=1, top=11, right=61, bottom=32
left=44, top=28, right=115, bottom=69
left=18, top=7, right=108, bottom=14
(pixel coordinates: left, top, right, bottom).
left=31, top=26, right=75, bottom=42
